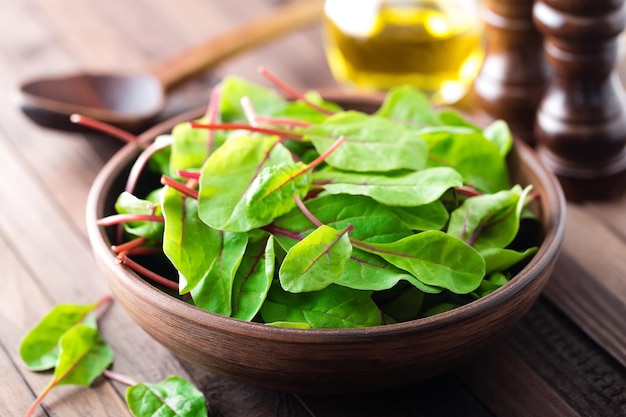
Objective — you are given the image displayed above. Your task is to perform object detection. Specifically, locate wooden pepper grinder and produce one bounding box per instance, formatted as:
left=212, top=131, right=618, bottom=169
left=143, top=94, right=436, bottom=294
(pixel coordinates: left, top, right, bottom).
left=533, top=0, right=626, bottom=201
left=473, top=0, right=549, bottom=145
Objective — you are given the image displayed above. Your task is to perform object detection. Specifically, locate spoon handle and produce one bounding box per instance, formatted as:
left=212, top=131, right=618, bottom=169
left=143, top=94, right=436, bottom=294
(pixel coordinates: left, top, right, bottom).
left=149, top=0, right=324, bottom=90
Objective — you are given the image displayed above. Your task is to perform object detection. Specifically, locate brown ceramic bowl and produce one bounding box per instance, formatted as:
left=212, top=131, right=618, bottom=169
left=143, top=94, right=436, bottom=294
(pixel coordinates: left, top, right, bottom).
left=86, top=97, right=566, bottom=394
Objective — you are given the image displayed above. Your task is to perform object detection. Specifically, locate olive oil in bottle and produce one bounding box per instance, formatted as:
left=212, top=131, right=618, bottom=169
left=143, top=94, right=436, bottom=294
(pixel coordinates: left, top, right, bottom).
left=323, top=0, right=484, bottom=104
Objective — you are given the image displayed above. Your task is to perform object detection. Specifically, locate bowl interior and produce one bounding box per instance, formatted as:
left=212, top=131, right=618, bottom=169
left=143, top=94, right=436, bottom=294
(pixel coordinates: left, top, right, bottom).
left=86, top=95, right=566, bottom=393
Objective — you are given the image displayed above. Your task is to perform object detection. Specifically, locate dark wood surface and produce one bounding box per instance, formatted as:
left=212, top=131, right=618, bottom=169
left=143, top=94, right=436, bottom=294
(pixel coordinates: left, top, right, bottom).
left=2, top=1, right=626, bottom=416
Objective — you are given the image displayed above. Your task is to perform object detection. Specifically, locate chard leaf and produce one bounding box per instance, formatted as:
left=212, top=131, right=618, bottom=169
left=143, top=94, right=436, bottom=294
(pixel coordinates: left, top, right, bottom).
left=279, top=225, right=352, bottom=293
left=169, top=119, right=225, bottom=174
left=480, top=246, right=538, bottom=274
left=162, top=187, right=222, bottom=294
left=473, top=272, right=510, bottom=298
left=266, top=321, right=312, bottom=329
left=483, top=120, right=513, bottom=157
left=305, top=111, right=428, bottom=172
left=115, top=190, right=164, bottom=242
left=314, top=166, right=463, bottom=206
left=276, top=90, right=343, bottom=123
left=219, top=76, right=287, bottom=122
left=419, top=127, right=510, bottom=192
left=390, top=201, right=449, bottom=231
left=231, top=237, right=275, bottom=321
left=126, top=376, right=207, bottom=417
left=54, top=324, right=114, bottom=387
left=20, top=303, right=98, bottom=371
left=375, top=85, right=442, bottom=128
left=378, top=286, right=425, bottom=323
left=336, top=248, right=442, bottom=293
left=244, top=162, right=312, bottom=226
left=447, top=186, right=530, bottom=251
left=261, top=283, right=381, bottom=328
left=273, top=194, right=412, bottom=245
left=190, top=232, right=248, bottom=316
left=198, top=134, right=293, bottom=232
left=437, top=110, right=481, bottom=130
left=357, top=231, right=485, bottom=294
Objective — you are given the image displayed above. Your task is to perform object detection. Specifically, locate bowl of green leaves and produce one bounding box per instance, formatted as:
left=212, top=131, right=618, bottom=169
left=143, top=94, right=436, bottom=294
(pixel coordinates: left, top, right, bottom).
left=86, top=72, right=566, bottom=394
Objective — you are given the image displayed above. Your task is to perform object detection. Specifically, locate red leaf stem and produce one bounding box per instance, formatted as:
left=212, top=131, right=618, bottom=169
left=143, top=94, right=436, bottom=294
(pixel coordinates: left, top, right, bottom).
left=257, top=66, right=335, bottom=116
left=111, top=236, right=148, bottom=253
left=116, top=253, right=179, bottom=291
left=97, top=213, right=164, bottom=226
left=189, top=122, right=303, bottom=140
left=70, top=114, right=143, bottom=145
left=161, top=175, right=199, bottom=200
left=254, top=115, right=312, bottom=128
left=125, top=136, right=174, bottom=193
left=103, top=369, right=137, bottom=387
left=293, top=195, right=322, bottom=227
left=178, top=170, right=201, bottom=180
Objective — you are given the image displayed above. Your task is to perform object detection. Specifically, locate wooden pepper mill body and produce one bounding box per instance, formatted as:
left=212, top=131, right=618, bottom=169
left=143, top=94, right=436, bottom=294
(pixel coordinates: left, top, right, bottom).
left=533, top=0, right=626, bottom=201
left=473, top=0, right=549, bottom=145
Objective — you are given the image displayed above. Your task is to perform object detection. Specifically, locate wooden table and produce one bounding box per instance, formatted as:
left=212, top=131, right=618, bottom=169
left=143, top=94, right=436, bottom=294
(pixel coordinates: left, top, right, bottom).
left=2, top=1, right=626, bottom=416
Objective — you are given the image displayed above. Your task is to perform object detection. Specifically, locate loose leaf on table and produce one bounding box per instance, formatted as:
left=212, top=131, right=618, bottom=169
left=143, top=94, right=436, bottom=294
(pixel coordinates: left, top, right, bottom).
left=261, top=283, right=381, bottom=328
left=231, top=236, right=275, bottom=321
left=375, top=85, right=442, bottom=128
left=418, top=126, right=510, bottom=193
left=279, top=224, right=353, bottom=293
left=20, top=302, right=100, bottom=371
left=447, top=185, right=531, bottom=251
left=198, top=134, right=293, bottom=232
left=314, top=166, right=463, bottom=206
left=162, top=187, right=222, bottom=294
left=115, top=190, right=165, bottom=243
left=190, top=232, right=248, bottom=316
left=304, top=111, right=429, bottom=172
left=272, top=194, right=412, bottom=248
left=356, top=231, right=485, bottom=294
left=126, top=376, right=207, bottom=417
left=25, top=324, right=114, bottom=416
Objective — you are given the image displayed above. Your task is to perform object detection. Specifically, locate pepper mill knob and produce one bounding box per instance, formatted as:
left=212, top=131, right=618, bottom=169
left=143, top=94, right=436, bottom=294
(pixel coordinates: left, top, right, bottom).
left=473, top=0, right=549, bottom=145
left=533, top=0, right=626, bottom=201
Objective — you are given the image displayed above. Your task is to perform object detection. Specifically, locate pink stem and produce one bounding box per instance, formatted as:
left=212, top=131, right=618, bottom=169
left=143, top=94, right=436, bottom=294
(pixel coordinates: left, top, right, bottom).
left=161, top=175, right=199, bottom=200
left=97, top=213, right=164, bottom=226
left=190, top=122, right=303, bottom=140
left=70, top=114, right=142, bottom=145
left=103, top=369, right=137, bottom=387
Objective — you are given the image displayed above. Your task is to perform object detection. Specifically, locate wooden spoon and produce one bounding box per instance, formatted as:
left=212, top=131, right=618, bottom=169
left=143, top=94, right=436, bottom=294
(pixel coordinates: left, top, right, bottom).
left=17, top=0, right=324, bottom=130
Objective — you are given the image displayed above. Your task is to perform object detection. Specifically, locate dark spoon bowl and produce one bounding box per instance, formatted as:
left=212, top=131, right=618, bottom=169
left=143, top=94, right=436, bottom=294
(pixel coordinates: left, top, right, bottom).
left=86, top=96, right=566, bottom=394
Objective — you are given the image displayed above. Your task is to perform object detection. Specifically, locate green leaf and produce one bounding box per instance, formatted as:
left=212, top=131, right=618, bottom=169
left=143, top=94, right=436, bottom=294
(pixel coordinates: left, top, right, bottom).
left=273, top=194, right=412, bottom=246
left=54, top=324, right=114, bottom=387
left=198, top=134, right=293, bottom=232
left=305, top=111, right=429, bottom=172
left=279, top=225, right=353, bottom=293
left=20, top=303, right=98, bottom=371
left=480, top=246, right=538, bottom=274
left=447, top=186, right=530, bottom=251
left=390, top=201, right=449, bottom=231
left=162, top=187, right=223, bottom=294
left=315, top=166, right=463, bottom=206
left=357, top=231, right=485, bottom=294
left=244, top=162, right=312, bottom=226
left=169, top=119, right=225, bottom=174
left=115, top=190, right=164, bottom=243
left=419, top=127, right=510, bottom=192
left=126, top=376, right=207, bottom=417
left=336, top=248, right=442, bottom=293
left=219, top=76, right=287, bottom=123
left=231, top=237, right=275, bottom=321
left=375, top=85, right=442, bottom=128
left=190, top=232, right=248, bottom=316
left=261, top=283, right=381, bottom=328
left=483, top=120, right=513, bottom=157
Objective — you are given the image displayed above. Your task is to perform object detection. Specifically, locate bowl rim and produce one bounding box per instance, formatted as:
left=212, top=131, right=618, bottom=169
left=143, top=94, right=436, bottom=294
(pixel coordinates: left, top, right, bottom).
left=86, top=103, right=567, bottom=343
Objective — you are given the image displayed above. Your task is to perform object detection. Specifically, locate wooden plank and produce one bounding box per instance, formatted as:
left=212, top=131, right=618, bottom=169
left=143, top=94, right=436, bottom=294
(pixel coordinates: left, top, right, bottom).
left=506, top=300, right=626, bottom=417
left=544, top=254, right=626, bottom=368
left=0, top=229, right=130, bottom=417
